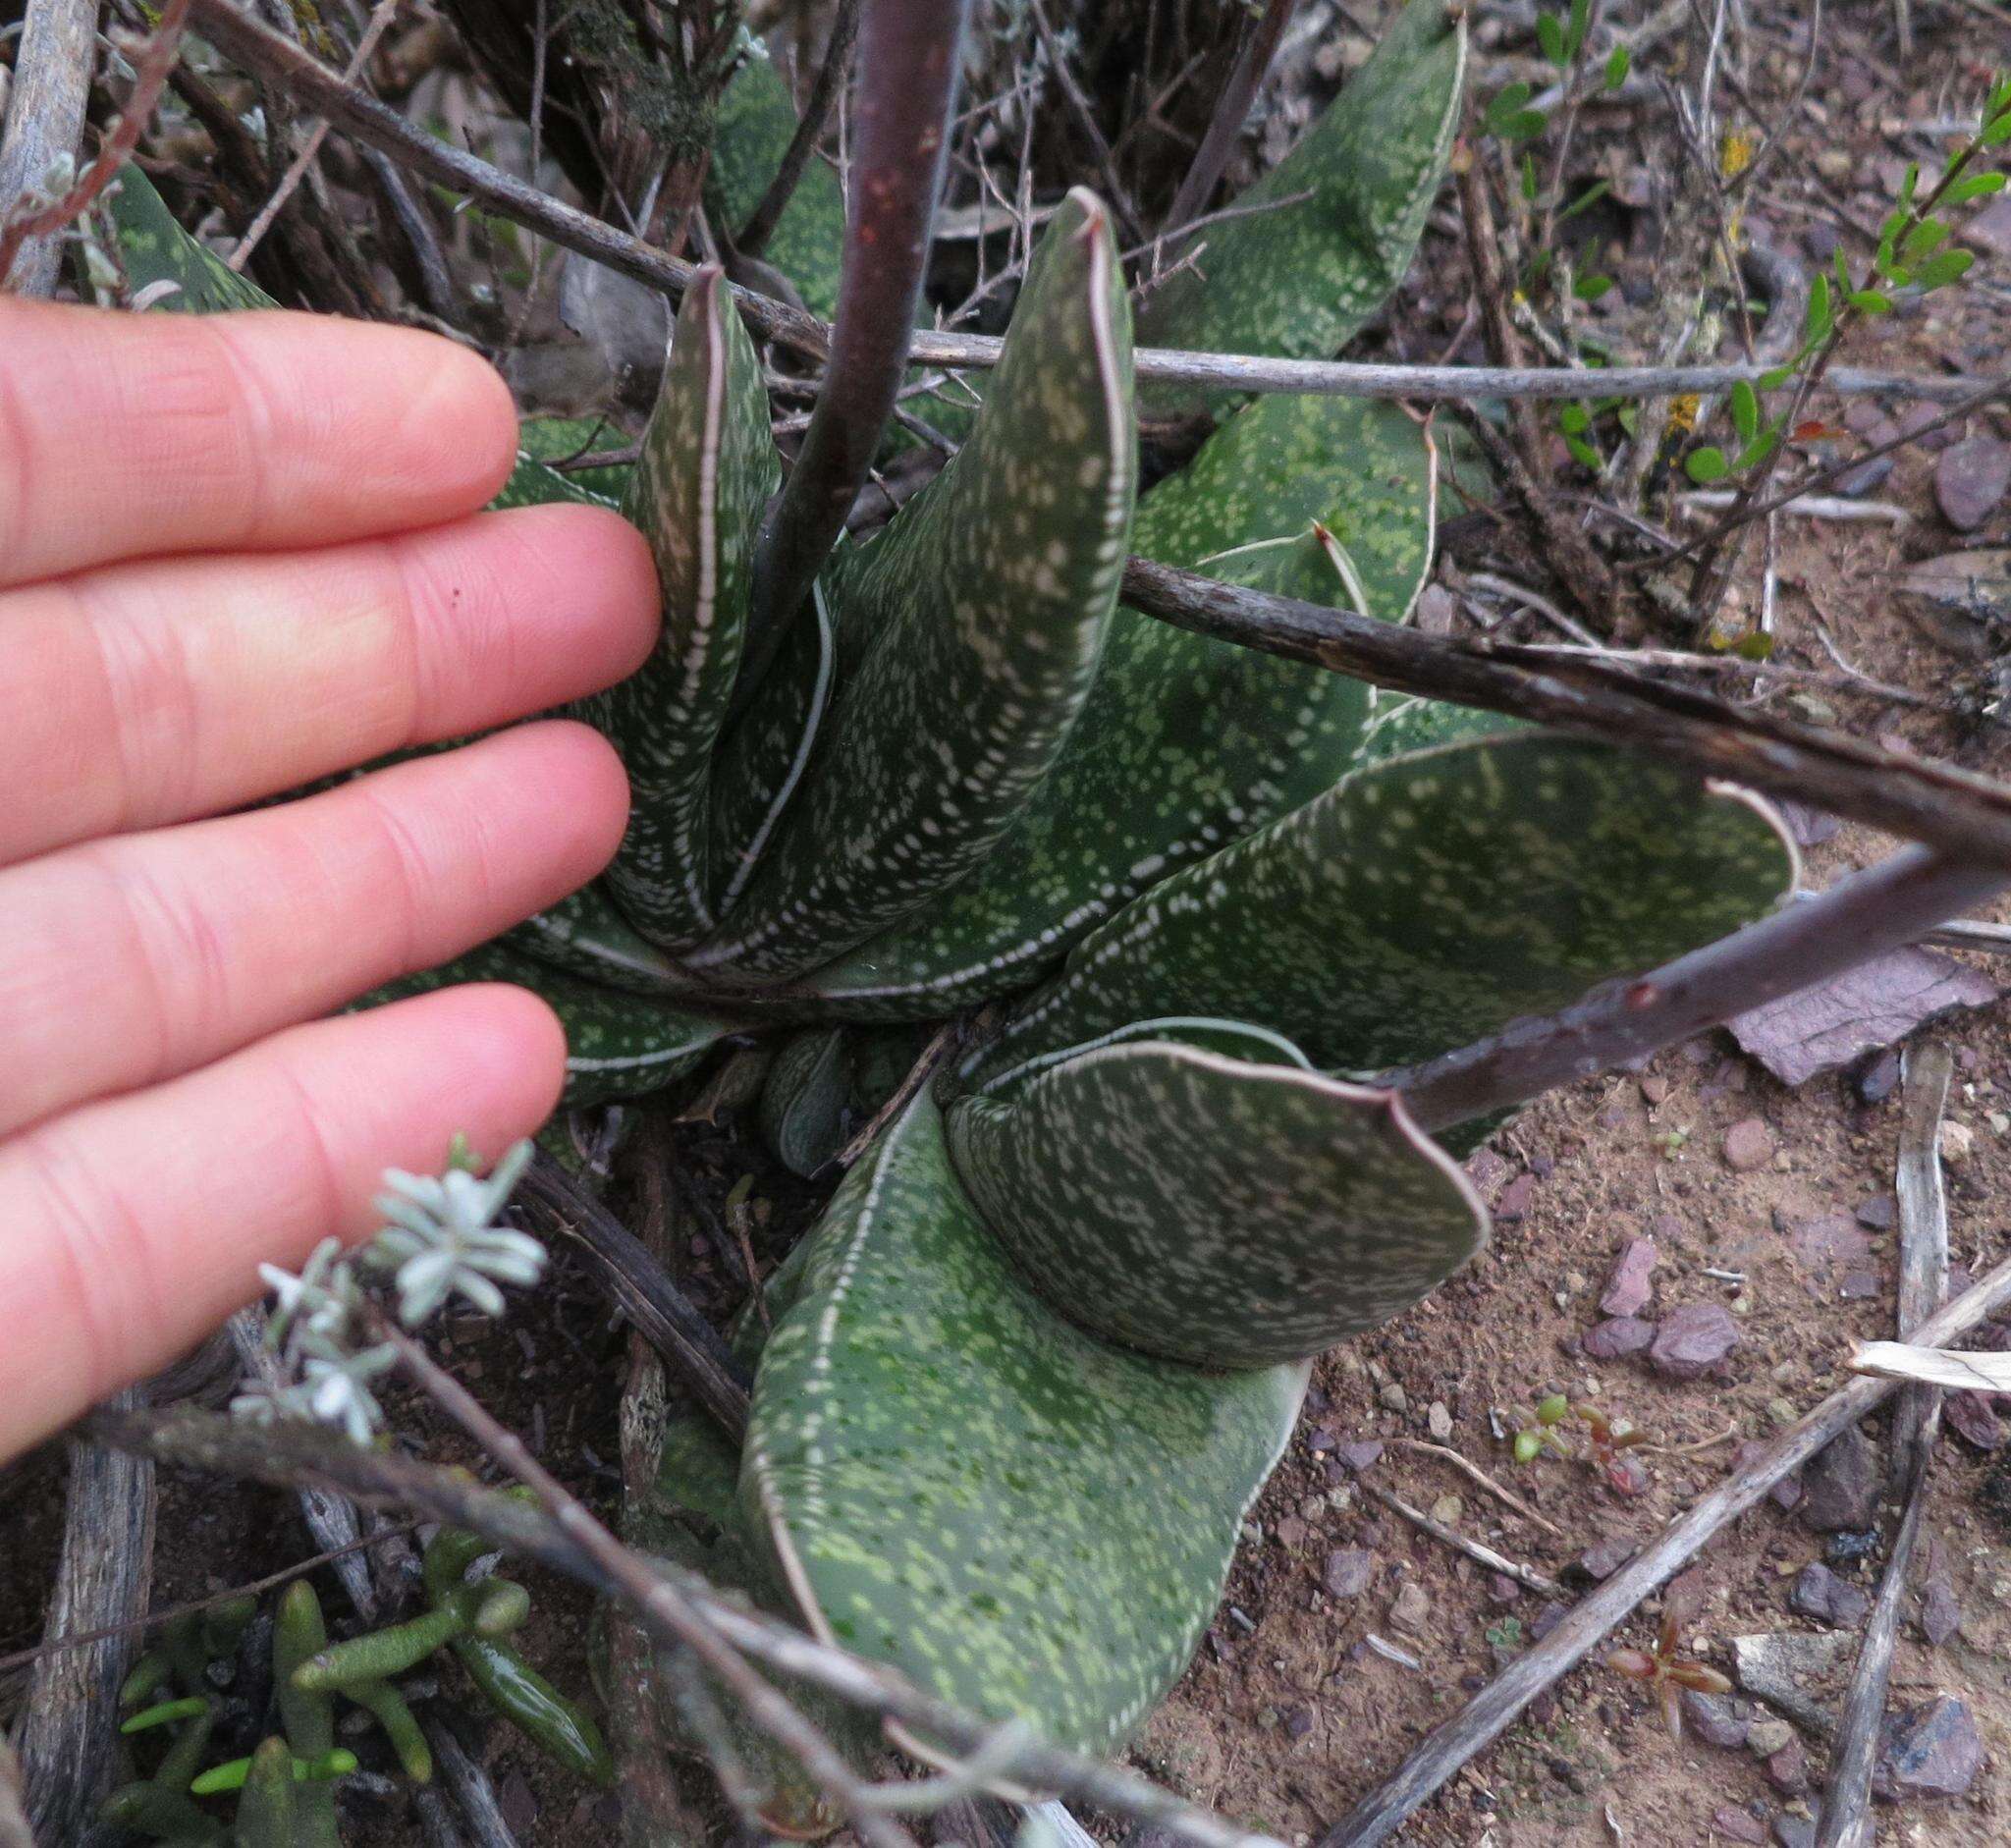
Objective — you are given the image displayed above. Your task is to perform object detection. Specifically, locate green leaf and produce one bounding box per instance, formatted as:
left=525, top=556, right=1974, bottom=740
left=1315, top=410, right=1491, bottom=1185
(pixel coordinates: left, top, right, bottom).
left=965, top=734, right=1796, bottom=1108
left=682, top=190, right=1137, bottom=982
left=1759, top=364, right=1794, bottom=391
left=1734, top=428, right=1780, bottom=471
left=1556, top=178, right=1612, bottom=222
left=501, top=881, right=701, bottom=996
left=1912, top=246, right=1975, bottom=292
left=703, top=56, right=846, bottom=321
left=759, top=1028, right=853, bottom=1177
left=100, top=166, right=276, bottom=312
left=1603, top=43, right=1630, bottom=88
left=1685, top=446, right=1729, bottom=483
left=743, top=1091, right=1306, bottom=1759
left=356, top=943, right=728, bottom=1107
left=1565, top=0, right=1592, bottom=56
left=948, top=1038, right=1485, bottom=1367
left=1137, top=0, right=1467, bottom=418
left=1984, top=110, right=2011, bottom=147
left=582, top=269, right=781, bottom=951
left=801, top=392, right=1440, bottom=1015
left=1901, top=218, right=1949, bottom=264
left=1729, top=380, right=1760, bottom=445
left=1573, top=271, right=1614, bottom=300
left=1486, top=81, right=1535, bottom=133
left=1536, top=12, right=1565, bottom=66
left=1947, top=169, right=2008, bottom=202
left=1847, top=288, right=1894, bottom=314
left=1564, top=433, right=1602, bottom=468
left=1558, top=403, right=1592, bottom=435
left=1803, top=272, right=1832, bottom=344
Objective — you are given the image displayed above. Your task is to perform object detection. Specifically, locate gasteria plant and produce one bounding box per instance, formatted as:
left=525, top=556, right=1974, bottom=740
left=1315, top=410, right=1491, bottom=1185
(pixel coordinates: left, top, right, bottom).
left=109, top=0, right=1798, bottom=1815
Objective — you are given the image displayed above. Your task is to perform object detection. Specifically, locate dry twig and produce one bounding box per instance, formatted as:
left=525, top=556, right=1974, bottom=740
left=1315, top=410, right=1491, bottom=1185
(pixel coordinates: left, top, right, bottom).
left=1364, top=1484, right=1561, bottom=1597
left=1815, top=1044, right=1953, bottom=1848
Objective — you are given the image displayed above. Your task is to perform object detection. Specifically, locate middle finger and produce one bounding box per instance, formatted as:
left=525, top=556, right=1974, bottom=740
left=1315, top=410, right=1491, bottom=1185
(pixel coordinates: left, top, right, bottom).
left=0, top=503, right=657, bottom=867
left=0, top=721, right=628, bottom=1139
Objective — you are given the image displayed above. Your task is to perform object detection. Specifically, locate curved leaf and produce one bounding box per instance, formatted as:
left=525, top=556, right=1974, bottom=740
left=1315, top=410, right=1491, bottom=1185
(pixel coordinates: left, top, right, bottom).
left=1135, top=0, right=1466, bottom=418
left=684, top=190, right=1137, bottom=982
left=802, top=392, right=1437, bottom=1014
left=949, top=1041, right=1485, bottom=1368
left=742, top=1092, right=1305, bottom=1760
left=970, top=735, right=1797, bottom=1101
left=584, top=268, right=782, bottom=951
left=357, top=943, right=728, bottom=1107
left=501, top=881, right=705, bottom=998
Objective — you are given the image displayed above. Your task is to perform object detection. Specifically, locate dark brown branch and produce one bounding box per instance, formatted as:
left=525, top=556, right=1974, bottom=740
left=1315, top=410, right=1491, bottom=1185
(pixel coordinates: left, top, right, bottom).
left=1814, top=1045, right=1953, bottom=1848
left=1388, top=849, right=2007, bottom=1133
left=16, top=1386, right=155, bottom=1842
left=1160, top=0, right=1295, bottom=237
left=1318, top=1253, right=2011, bottom=1847
left=0, top=0, right=99, bottom=297
left=739, top=0, right=971, bottom=707
left=516, top=1148, right=752, bottom=1440
left=734, top=0, right=862, bottom=261
left=1119, top=554, right=2011, bottom=872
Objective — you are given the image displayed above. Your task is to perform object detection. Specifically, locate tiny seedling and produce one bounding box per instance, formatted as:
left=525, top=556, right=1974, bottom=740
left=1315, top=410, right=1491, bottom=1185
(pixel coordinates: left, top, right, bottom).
left=1605, top=1595, right=1731, bottom=1740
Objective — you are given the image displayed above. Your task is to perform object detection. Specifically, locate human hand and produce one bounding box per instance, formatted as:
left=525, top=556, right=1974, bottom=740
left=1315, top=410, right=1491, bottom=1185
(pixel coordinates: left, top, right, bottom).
left=0, top=299, right=659, bottom=1458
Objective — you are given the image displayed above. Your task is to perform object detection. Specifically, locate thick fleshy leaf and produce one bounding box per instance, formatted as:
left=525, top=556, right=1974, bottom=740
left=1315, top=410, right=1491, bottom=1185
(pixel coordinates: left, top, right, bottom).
left=742, top=1090, right=1304, bottom=1760
left=502, top=881, right=705, bottom=998
left=756, top=1022, right=933, bottom=1173
left=704, top=56, right=846, bottom=322
left=101, top=166, right=275, bottom=312
left=969, top=735, right=1797, bottom=1102
left=801, top=392, right=1437, bottom=1015
left=583, top=269, right=782, bottom=951
left=948, top=1041, right=1485, bottom=1368
left=357, top=943, right=727, bottom=1107
left=758, top=1028, right=851, bottom=1177
left=1134, top=0, right=1466, bottom=419
left=682, top=190, right=1137, bottom=983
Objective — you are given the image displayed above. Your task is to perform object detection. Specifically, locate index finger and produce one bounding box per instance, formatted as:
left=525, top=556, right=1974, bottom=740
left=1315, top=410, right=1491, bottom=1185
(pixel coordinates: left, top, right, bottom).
left=0, top=299, right=519, bottom=589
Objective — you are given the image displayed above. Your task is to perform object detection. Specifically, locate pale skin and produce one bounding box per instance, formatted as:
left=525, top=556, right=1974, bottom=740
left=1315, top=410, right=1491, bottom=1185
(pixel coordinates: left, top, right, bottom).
left=0, top=299, right=662, bottom=1461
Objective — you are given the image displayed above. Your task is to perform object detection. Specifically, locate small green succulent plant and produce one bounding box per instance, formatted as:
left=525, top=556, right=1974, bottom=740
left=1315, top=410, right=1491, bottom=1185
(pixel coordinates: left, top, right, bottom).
left=109, top=0, right=1797, bottom=1811
left=100, top=1530, right=607, bottom=1844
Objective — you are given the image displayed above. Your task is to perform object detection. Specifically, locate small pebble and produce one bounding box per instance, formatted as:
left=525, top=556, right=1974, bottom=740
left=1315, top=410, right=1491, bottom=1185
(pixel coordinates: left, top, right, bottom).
left=1723, top=1117, right=1774, bottom=1171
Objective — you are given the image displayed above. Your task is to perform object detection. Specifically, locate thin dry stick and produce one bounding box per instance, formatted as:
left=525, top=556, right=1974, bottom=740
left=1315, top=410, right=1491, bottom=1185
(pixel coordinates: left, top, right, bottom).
left=1317, top=1253, right=2011, bottom=1848
left=0, top=0, right=98, bottom=297
left=1814, top=1043, right=1953, bottom=1848
left=0, top=0, right=192, bottom=293
left=1364, top=1484, right=1560, bottom=1597
left=87, top=1407, right=1284, bottom=1848
left=227, top=0, right=403, bottom=271
left=736, top=0, right=863, bottom=259
left=1160, top=0, right=1294, bottom=237
left=1387, top=1440, right=1566, bottom=1541
left=171, top=0, right=2001, bottom=408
